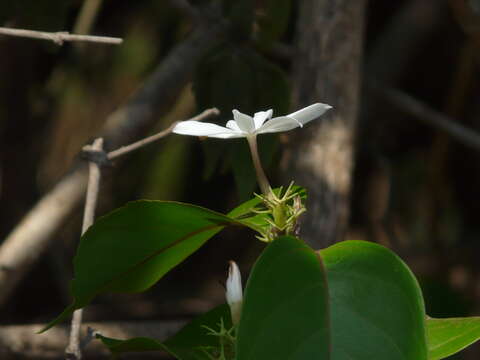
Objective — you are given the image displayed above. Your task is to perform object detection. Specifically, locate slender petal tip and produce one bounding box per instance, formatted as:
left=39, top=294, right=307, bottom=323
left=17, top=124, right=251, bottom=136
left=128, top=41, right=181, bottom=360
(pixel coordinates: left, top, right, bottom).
left=286, top=102, right=333, bottom=126
left=172, top=103, right=332, bottom=140
left=226, top=261, right=243, bottom=305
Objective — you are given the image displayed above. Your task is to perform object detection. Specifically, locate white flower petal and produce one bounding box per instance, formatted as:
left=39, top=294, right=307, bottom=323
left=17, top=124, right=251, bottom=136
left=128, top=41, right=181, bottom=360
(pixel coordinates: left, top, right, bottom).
left=226, top=261, right=243, bottom=305
left=253, top=109, right=273, bottom=129
left=226, top=261, right=243, bottom=324
left=233, top=109, right=255, bottom=133
left=257, top=116, right=302, bottom=134
left=287, top=103, right=332, bottom=126
left=173, top=120, right=242, bottom=138
left=226, top=120, right=241, bottom=132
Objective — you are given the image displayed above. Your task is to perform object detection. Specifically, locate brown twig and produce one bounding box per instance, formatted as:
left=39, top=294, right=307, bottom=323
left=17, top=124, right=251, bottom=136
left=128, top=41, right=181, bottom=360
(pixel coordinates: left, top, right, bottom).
left=0, top=22, right=225, bottom=308
left=107, top=107, right=219, bottom=160
left=0, top=27, right=122, bottom=45
left=0, top=320, right=185, bottom=359
left=65, top=139, right=104, bottom=360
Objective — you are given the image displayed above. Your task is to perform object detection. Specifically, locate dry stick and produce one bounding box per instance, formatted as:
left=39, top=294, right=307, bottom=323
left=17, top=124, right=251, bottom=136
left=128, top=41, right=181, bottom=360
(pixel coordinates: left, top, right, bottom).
left=107, top=108, right=219, bottom=160
left=65, top=109, right=215, bottom=357
left=0, top=22, right=225, bottom=308
left=0, top=320, right=185, bottom=360
left=61, top=108, right=215, bottom=358
left=65, top=138, right=104, bottom=360
left=0, top=27, right=122, bottom=45
left=370, top=81, right=480, bottom=152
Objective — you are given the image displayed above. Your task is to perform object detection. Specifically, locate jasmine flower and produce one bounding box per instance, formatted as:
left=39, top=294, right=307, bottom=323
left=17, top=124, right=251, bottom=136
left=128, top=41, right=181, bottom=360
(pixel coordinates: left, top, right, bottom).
left=172, top=103, right=332, bottom=139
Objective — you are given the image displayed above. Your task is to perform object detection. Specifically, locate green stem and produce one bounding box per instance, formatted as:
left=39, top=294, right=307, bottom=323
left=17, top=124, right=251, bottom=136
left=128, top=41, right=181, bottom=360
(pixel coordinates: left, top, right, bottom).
left=246, top=135, right=271, bottom=195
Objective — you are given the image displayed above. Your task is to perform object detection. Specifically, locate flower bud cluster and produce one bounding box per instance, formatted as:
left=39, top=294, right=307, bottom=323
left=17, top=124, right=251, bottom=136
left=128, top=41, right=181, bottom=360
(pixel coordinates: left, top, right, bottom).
left=253, top=182, right=306, bottom=242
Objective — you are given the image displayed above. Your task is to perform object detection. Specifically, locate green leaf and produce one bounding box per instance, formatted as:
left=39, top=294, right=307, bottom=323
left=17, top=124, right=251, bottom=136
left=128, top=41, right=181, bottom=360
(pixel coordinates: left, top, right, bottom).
left=41, top=201, right=237, bottom=332
left=236, top=236, right=330, bottom=360
left=427, top=316, right=480, bottom=359
left=320, top=241, right=428, bottom=360
left=96, top=305, right=232, bottom=359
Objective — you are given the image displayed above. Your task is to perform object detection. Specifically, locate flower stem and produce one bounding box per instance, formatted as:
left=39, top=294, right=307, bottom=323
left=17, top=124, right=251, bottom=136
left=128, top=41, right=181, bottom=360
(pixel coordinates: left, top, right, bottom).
left=246, top=135, right=271, bottom=195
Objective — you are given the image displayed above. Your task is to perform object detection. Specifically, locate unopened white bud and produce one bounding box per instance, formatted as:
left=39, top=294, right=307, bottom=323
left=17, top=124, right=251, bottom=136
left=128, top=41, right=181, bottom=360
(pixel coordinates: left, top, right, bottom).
left=226, top=261, right=243, bottom=325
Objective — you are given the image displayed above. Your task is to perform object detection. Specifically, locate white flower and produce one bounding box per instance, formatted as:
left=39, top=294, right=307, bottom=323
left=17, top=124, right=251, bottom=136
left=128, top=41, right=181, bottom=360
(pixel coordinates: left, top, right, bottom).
left=172, top=103, right=332, bottom=139
left=226, top=261, right=243, bottom=325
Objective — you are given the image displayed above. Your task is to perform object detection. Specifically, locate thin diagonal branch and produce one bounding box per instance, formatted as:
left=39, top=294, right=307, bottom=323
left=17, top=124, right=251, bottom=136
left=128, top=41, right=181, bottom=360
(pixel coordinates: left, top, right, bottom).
left=369, top=81, right=480, bottom=151
left=0, top=21, right=225, bottom=308
left=65, top=138, right=103, bottom=360
left=107, top=107, right=219, bottom=160
left=0, top=320, right=185, bottom=359
left=0, top=27, right=122, bottom=45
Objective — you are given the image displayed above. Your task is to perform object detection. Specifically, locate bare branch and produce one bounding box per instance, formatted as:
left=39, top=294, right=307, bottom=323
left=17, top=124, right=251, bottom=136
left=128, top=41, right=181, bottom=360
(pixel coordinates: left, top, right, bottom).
left=65, top=138, right=104, bottom=360
left=370, top=81, right=480, bottom=151
left=107, top=107, right=219, bottom=160
left=0, top=320, right=185, bottom=359
left=0, top=21, right=225, bottom=308
left=0, top=27, right=122, bottom=45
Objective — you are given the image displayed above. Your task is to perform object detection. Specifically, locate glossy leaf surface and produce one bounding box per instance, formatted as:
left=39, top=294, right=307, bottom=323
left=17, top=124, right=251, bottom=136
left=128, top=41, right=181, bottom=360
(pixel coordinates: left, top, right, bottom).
left=320, top=241, right=428, bottom=360
left=236, top=236, right=330, bottom=360
left=427, top=316, right=480, bottom=359
left=42, top=201, right=236, bottom=332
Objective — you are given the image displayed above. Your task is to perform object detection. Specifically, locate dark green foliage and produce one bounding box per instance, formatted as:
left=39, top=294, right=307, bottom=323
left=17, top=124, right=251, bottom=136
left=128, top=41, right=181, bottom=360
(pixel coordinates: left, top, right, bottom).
left=97, top=305, right=232, bottom=360
left=236, top=236, right=330, bottom=359
left=194, top=44, right=290, bottom=199
left=41, top=201, right=237, bottom=332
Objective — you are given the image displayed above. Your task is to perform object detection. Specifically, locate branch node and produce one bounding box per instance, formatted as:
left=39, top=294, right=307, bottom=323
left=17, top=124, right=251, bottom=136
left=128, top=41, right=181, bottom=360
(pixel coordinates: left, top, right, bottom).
left=81, top=147, right=112, bottom=167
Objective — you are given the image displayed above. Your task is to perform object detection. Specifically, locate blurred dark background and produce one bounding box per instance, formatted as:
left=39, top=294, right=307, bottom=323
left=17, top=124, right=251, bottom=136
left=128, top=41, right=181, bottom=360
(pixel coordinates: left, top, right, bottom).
left=0, top=0, right=479, bottom=358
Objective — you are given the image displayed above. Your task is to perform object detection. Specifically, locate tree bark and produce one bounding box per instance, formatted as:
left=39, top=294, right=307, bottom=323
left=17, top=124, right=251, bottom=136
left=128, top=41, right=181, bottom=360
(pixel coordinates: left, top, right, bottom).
left=281, top=0, right=366, bottom=247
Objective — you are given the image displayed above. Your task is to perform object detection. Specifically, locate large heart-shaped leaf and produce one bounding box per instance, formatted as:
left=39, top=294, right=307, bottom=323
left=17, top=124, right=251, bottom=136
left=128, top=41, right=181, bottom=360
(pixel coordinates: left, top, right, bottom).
left=320, top=241, right=428, bottom=360
left=42, top=201, right=238, bottom=332
left=236, top=235, right=330, bottom=359
left=97, top=305, right=232, bottom=359
left=427, top=316, right=480, bottom=359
